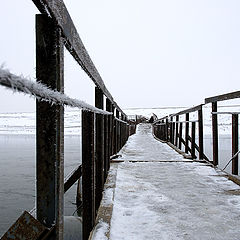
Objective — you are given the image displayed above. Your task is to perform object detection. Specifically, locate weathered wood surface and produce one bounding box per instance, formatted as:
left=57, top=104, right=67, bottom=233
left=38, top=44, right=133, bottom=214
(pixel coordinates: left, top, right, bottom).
left=32, top=0, right=124, bottom=116
left=205, top=90, right=240, bottom=103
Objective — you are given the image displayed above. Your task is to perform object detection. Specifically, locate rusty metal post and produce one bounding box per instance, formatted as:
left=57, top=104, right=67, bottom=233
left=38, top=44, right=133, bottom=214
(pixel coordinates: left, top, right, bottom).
left=104, top=114, right=109, bottom=180
left=172, top=117, right=175, bottom=144
left=112, top=107, right=116, bottom=155
left=115, top=110, right=119, bottom=152
left=232, top=114, right=238, bottom=175
left=191, top=122, right=196, bottom=159
left=198, top=106, right=204, bottom=160
left=179, top=122, right=183, bottom=150
left=95, top=87, right=104, bottom=213
left=166, top=118, right=169, bottom=142
left=175, top=115, right=179, bottom=146
left=106, top=99, right=112, bottom=170
left=185, top=113, right=189, bottom=153
left=169, top=116, right=173, bottom=143
left=82, top=111, right=95, bottom=240
left=212, top=102, right=218, bottom=166
left=36, top=14, right=64, bottom=239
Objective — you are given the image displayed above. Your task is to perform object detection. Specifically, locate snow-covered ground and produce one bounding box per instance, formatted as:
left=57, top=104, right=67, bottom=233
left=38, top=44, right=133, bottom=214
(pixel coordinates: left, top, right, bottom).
left=92, top=124, right=240, bottom=240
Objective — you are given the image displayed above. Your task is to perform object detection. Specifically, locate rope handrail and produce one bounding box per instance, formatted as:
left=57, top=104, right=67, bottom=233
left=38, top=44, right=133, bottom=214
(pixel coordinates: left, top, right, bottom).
left=0, top=67, right=112, bottom=115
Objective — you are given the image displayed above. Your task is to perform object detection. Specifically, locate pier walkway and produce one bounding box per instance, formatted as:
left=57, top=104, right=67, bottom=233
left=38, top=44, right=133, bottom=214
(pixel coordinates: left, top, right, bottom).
left=92, top=124, right=240, bottom=240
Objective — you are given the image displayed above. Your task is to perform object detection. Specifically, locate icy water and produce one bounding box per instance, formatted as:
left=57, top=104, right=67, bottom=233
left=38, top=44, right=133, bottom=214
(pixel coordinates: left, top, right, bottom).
left=0, top=134, right=81, bottom=236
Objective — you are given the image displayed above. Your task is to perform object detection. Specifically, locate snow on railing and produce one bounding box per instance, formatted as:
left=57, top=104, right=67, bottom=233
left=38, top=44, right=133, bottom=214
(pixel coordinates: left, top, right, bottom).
left=0, top=67, right=112, bottom=115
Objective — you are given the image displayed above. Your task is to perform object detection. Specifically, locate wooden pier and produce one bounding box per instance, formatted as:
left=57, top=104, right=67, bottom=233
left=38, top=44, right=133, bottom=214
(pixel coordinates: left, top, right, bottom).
left=90, top=124, right=240, bottom=240
left=1, top=1, right=240, bottom=239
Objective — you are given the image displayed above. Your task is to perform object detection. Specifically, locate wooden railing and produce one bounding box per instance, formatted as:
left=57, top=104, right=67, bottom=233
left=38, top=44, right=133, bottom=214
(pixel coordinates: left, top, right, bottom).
left=205, top=90, right=240, bottom=175
left=153, top=90, right=240, bottom=177
left=0, top=1, right=137, bottom=239
left=152, top=104, right=208, bottom=161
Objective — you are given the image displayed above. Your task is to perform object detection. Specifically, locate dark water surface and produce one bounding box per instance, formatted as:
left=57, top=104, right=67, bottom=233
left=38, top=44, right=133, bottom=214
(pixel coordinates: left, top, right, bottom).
left=0, top=134, right=81, bottom=236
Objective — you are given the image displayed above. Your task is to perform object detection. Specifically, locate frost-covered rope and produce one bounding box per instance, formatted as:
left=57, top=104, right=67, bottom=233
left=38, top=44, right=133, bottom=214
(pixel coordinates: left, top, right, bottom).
left=0, top=67, right=112, bottom=115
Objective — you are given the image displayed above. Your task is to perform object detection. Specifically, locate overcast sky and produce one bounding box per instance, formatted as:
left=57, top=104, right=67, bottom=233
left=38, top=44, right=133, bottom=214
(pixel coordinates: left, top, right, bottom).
left=0, top=0, right=240, bottom=113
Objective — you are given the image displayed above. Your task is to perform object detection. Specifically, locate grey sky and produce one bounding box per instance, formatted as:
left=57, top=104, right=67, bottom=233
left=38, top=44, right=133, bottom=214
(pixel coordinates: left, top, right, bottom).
left=0, top=0, right=240, bottom=113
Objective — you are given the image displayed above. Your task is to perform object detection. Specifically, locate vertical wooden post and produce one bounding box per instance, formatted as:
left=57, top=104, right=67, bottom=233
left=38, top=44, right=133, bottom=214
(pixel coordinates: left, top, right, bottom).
left=185, top=113, right=189, bottom=153
left=106, top=99, right=112, bottom=170
left=36, top=14, right=64, bottom=239
left=112, top=106, right=116, bottom=155
left=191, top=122, right=196, bottom=159
left=116, top=110, right=119, bottom=152
left=175, top=115, right=179, bottom=146
left=232, top=114, right=238, bottom=175
left=172, top=117, right=175, bottom=144
left=170, top=116, right=173, bottom=143
left=157, top=124, right=160, bottom=139
left=212, top=102, right=218, bottom=166
left=82, top=111, right=95, bottom=240
left=198, top=106, right=204, bottom=160
left=166, top=118, right=169, bottom=142
left=95, top=87, right=104, bottom=213
left=104, top=114, right=109, bottom=180
left=179, top=122, right=183, bottom=150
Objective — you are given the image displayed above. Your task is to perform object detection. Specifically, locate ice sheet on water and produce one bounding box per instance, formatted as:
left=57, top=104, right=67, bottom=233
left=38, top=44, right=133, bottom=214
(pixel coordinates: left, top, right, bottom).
left=0, top=110, right=81, bottom=135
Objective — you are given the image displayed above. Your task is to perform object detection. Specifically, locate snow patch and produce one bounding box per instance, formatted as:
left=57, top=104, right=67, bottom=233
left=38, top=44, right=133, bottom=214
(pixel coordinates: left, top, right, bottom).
left=91, top=220, right=109, bottom=240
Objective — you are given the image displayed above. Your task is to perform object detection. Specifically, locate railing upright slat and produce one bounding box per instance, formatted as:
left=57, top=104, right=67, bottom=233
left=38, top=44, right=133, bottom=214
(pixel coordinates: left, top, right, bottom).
left=198, top=106, right=204, bottom=160
left=36, top=14, right=64, bottom=240
left=82, top=110, right=95, bottom=240
left=232, top=114, right=238, bottom=175
left=175, top=115, right=179, bottom=146
left=179, top=122, right=183, bottom=150
left=191, top=122, right=196, bottom=159
left=212, top=102, right=219, bottom=166
left=166, top=118, right=169, bottom=142
left=106, top=99, right=113, bottom=170
left=185, top=113, right=189, bottom=154
left=95, top=87, right=104, bottom=213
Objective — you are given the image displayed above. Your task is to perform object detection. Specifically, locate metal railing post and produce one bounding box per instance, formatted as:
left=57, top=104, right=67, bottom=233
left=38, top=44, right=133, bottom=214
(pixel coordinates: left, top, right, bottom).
left=212, top=102, right=219, bottom=166
left=191, top=122, right=196, bottom=159
left=82, top=111, right=95, bottom=240
left=185, top=113, right=189, bottom=153
left=179, top=122, right=183, bottom=150
left=175, top=115, right=179, bottom=146
left=166, top=118, right=169, bottom=142
left=232, top=114, right=238, bottom=175
left=36, top=14, right=64, bottom=240
left=198, top=106, right=204, bottom=160
left=106, top=99, right=112, bottom=170
left=95, top=87, right=104, bottom=213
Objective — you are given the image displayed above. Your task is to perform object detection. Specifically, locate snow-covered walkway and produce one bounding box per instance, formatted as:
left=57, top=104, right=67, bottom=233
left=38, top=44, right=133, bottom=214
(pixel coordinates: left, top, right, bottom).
left=92, top=124, right=240, bottom=240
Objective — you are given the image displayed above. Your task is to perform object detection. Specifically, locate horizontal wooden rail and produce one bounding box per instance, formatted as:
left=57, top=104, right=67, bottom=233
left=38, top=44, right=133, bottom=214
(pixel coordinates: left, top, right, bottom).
left=64, top=165, right=82, bottom=193
left=32, top=0, right=125, bottom=117
left=171, top=104, right=203, bottom=116
left=205, top=90, right=240, bottom=104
